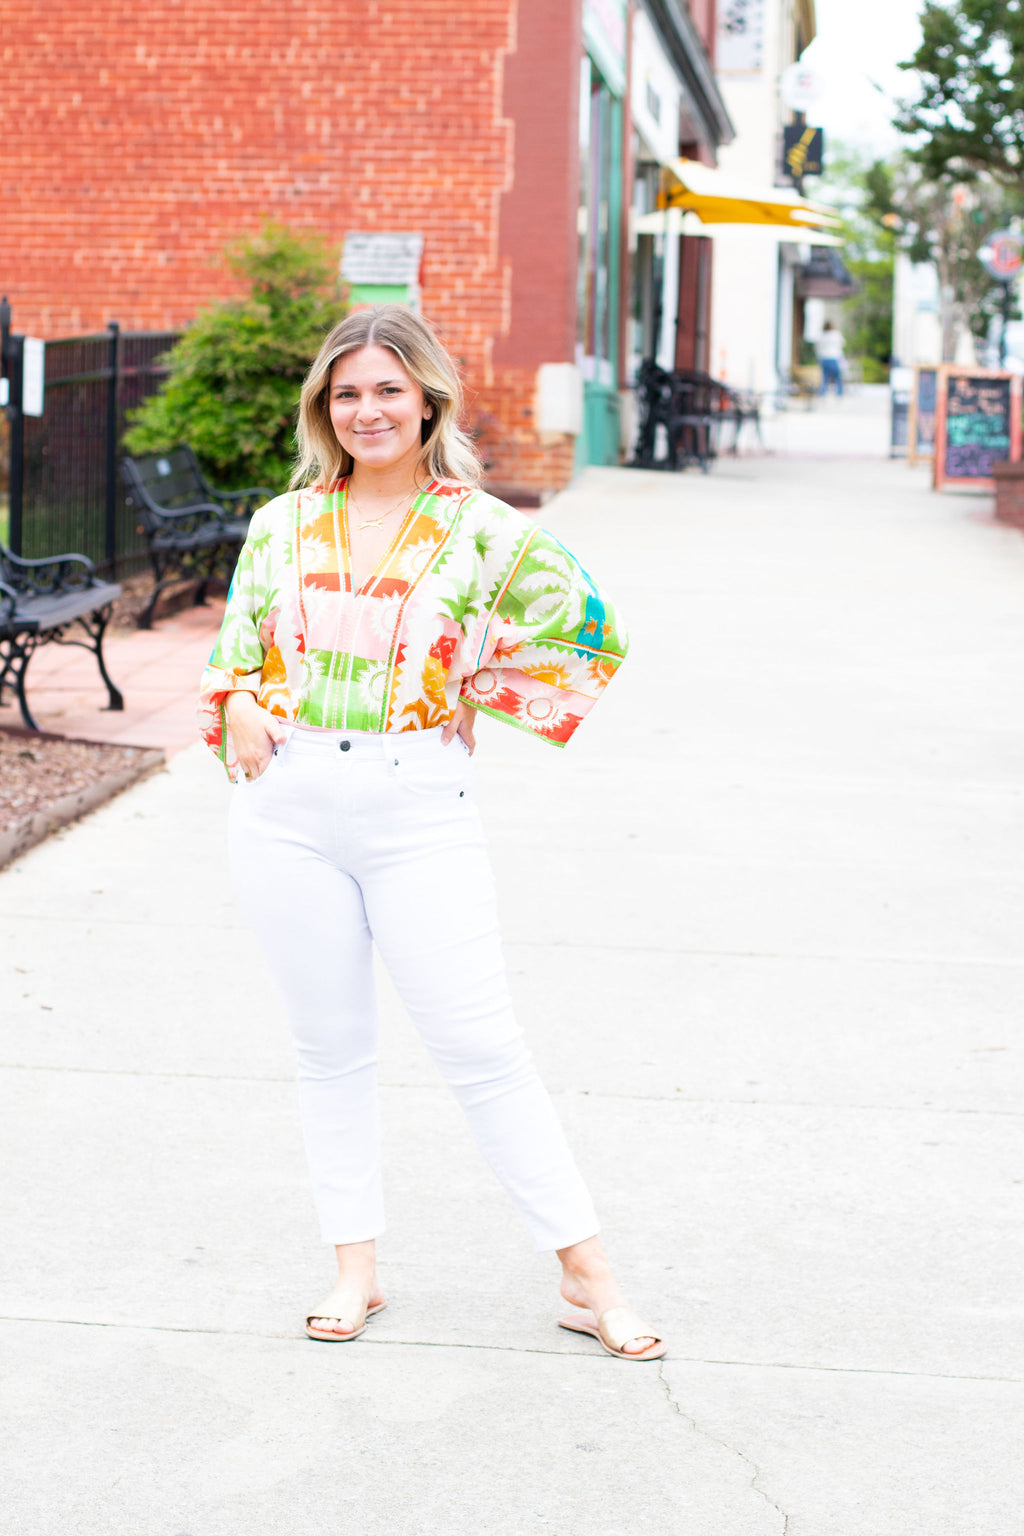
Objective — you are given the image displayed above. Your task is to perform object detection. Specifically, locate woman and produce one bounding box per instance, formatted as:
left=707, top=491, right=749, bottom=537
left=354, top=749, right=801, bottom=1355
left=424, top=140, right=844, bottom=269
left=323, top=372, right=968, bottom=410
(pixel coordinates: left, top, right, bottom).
left=198, top=305, right=664, bottom=1361
left=816, top=320, right=845, bottom=396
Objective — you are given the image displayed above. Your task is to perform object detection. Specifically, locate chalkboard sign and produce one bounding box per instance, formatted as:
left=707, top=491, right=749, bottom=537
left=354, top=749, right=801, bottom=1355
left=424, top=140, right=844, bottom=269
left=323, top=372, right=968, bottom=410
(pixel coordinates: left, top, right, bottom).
left=890, top=393, right=909, bottom=455
left=907, top=365, right=937, bottom=464
left=889, top=366, right=912, bottom=457
left=933, top=367, right=1021, bottom=491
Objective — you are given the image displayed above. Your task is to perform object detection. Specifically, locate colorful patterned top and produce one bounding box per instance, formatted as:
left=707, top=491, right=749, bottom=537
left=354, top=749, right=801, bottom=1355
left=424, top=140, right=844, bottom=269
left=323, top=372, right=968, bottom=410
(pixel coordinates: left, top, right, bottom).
left=197, top=477, right=628, bottom=780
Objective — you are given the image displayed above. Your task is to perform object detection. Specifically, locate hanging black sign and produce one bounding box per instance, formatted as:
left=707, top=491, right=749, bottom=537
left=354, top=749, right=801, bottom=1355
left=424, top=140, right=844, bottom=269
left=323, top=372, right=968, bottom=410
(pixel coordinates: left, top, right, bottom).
left=783, top=125, right=824, bottom=182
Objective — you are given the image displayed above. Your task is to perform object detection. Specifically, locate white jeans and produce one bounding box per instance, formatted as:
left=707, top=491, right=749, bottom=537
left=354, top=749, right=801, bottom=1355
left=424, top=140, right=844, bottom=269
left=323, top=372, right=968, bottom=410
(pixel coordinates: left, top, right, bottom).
left=228, top=723, right=599, bottom=1251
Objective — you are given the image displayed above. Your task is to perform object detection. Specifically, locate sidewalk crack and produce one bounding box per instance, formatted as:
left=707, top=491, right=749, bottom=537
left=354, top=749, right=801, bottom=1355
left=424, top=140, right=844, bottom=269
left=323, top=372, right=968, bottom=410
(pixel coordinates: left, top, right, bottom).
left=658, top=1361, right=788, bottom=1534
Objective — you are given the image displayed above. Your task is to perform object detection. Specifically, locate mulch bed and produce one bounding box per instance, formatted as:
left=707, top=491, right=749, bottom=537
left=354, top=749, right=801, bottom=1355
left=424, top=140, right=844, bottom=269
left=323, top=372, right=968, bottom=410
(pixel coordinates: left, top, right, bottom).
left=0, top=568, right=215, bottom=862
left=0, top=726, right=161, bottom=827
left=0, top=726, right=165, bottom=868
left=108, top=570, right=228, bottom=631
left=0, top=571, right=168, bottom=833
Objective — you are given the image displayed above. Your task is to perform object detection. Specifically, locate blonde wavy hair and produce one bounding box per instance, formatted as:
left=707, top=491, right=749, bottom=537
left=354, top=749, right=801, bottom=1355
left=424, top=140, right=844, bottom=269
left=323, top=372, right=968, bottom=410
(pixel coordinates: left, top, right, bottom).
left=291, top=305, right=481, bottom=490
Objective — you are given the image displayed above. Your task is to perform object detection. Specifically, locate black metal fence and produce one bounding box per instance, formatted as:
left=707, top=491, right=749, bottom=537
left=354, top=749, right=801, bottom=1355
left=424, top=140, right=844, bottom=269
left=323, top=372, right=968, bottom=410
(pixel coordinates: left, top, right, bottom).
left=4, top=318, right=178, bottom=577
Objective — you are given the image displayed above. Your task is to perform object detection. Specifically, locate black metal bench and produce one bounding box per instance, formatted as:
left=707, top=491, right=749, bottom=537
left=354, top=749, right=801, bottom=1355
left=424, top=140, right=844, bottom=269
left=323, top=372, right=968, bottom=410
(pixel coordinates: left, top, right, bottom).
left=718, top=385, right=764, bottom=453
left=0, top=546, right=123, bottom=731
left=630, top=362, right=763, bottom=469
left=120, top=446, right=274, bottom=629
left=631, top=361, right=720, bottom=471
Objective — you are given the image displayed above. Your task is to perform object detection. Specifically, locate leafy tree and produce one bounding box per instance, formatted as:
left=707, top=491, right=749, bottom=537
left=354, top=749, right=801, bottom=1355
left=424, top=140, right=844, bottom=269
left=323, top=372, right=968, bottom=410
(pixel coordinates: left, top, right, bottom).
left=808, top=147, right=896, bottom=380
left=891, top=3, right=1023, bottom=358
left=864, top=159, right=1014, bottom=354
left=124, top=224, right=346, bottom=492
left=843, top=256, right=896, bottom=378
left=892, top=172, right=1016, bottom=354
left=895, top=1, right=1024, bottom=189
left=821, top=145, right=1017, bottom=361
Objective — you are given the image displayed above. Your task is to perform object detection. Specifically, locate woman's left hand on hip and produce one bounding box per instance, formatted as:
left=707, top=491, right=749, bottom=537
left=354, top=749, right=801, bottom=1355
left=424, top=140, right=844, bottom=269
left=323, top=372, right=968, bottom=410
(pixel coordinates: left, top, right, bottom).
left=441, top=700, right=477, bottom=755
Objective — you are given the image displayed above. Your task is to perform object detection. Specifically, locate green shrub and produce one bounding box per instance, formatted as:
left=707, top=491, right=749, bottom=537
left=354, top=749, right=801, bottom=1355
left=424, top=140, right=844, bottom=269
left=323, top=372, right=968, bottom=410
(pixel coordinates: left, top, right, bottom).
left=124, top=224, right=346, bottom=494
left=859, top=357, right=891, bottom=384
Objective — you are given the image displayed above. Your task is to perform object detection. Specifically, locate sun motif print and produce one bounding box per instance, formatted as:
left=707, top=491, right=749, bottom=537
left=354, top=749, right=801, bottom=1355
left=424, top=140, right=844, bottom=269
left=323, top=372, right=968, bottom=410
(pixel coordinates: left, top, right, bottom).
left=197, top=478, right=628, bottom=780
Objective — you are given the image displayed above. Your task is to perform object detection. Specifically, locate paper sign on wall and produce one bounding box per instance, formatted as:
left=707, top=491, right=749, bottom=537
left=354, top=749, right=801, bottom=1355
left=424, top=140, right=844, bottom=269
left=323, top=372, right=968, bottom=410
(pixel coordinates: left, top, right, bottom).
left=341, top=233, right=424, bottom=312
left=341, top=233, right=423, bottom=287
left=22, top=337, right=45, bottom=417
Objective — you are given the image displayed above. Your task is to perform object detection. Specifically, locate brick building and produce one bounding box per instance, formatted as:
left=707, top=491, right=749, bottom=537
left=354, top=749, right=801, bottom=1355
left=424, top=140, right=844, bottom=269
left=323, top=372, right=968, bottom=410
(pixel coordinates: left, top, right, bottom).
left=0, top=0, right=731, bottom=501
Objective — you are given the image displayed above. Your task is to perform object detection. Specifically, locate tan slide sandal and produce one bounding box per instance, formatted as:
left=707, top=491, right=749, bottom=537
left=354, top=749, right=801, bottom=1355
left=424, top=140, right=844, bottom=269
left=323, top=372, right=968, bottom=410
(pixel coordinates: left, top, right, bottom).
left=557, top=1306, right=666, bottom=1361
left=305, top=1298, right=387, bottom=1343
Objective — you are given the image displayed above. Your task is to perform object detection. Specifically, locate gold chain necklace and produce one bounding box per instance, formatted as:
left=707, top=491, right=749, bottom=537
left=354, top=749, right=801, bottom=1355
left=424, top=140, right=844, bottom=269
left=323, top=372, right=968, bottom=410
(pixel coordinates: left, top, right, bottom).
left=348, top=484, right=416, bottom=530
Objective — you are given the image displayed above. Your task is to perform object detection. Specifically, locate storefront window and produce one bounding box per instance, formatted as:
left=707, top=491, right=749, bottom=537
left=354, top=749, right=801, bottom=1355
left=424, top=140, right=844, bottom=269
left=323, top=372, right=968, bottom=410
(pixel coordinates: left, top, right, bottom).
left=628, top=159, right=663, bottom=380
left=577, top=56, right=616, bottom=390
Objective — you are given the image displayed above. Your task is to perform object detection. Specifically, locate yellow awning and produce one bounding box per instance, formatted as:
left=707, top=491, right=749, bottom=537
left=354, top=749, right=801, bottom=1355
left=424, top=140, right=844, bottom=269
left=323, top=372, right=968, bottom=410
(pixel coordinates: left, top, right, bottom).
left=656, top=157, right=840, bottom=232
left=634, top=206, right=842, bottom=246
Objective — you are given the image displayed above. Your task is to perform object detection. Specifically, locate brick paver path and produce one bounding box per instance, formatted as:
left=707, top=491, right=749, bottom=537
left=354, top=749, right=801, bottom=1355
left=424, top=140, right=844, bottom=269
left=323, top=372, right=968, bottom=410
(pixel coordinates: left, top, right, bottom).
left=10, top=598, right=225, bottom=753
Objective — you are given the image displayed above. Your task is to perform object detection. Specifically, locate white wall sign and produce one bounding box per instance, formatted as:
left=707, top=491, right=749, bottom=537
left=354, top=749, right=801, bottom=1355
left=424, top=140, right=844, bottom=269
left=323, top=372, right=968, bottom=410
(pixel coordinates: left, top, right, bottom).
left=779, top=62, right=825, bottom=112
left=22, top=337, right=45, bottom=418
left=716, top=0, right=765, bottom=74
left=341, top=232, right=424, bottom=286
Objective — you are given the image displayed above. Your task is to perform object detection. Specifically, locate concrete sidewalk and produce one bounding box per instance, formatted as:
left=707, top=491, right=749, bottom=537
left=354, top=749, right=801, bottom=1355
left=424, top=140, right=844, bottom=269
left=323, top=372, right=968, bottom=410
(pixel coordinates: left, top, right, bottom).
left=3, top=404, right=1024, bottom=1534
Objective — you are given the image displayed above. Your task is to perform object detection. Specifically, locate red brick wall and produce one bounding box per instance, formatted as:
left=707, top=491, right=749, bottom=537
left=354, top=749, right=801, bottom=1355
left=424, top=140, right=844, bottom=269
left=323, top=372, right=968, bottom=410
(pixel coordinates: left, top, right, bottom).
left=0, top=1, right=579, bottom=493
left=481, top=0, right=584, bottom=498
left=473, top=366, right=577, bottom=502
left=493, top=0, right=581, bottom=369
left=0, top=2, right=517, bottom=338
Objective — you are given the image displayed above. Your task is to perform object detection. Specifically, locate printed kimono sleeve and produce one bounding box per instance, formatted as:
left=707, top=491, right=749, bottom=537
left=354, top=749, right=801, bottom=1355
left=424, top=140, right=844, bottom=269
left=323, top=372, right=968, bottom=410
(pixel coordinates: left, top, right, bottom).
left=196, top=517, right=270, bottom=779
left=459, top=523, right=628, bottom=745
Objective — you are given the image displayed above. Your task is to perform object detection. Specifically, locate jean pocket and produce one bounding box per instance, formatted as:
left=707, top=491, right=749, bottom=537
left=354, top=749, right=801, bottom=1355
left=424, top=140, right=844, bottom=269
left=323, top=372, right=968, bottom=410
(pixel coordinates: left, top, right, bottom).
left=395, top=746, right=473, bottom=798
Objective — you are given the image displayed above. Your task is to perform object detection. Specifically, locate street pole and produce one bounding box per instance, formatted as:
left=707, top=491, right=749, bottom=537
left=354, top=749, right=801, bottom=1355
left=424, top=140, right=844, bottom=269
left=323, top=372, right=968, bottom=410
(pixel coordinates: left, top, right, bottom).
left=1, top=297, right=25, bottom=557
left=1001, top=282, right=1012, bottom=368
left=104, top=320, right=120, bottom=574
left=790, top=109, right=806, bottom=198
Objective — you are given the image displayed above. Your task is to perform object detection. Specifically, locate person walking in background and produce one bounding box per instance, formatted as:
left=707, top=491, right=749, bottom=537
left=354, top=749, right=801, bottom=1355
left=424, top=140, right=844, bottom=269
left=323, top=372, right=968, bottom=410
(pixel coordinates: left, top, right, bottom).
left=816, top=320, right=845, bottom=396
left=197, top=305, right=666, bottom=1362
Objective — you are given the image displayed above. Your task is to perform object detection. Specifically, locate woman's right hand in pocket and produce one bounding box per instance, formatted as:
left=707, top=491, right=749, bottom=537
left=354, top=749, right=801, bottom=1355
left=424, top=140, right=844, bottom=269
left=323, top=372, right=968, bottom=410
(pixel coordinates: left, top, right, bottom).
left=225, top=692, right=289, bottom=779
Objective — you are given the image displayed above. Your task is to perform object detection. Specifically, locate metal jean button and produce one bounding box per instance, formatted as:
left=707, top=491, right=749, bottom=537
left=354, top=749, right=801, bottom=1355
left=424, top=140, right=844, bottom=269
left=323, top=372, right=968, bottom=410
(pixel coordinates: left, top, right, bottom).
left=339, top=740, right=351, bottom=752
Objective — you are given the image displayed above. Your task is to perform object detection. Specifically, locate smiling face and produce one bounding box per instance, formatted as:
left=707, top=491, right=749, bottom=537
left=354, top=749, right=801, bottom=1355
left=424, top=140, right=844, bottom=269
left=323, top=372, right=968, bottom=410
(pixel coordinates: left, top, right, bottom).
left=328, top=345, right=432, bottom=478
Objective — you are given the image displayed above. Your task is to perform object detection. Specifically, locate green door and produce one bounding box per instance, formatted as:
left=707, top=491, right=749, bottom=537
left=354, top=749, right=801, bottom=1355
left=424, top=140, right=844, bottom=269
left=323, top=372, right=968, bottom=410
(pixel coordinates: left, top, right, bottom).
left=577, top=62, right=622, bottom=467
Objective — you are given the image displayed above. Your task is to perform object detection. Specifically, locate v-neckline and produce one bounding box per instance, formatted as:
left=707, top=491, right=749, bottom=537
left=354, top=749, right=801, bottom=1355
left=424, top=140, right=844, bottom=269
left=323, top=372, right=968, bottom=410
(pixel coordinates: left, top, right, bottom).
left=339, top=479, right=429, bottom=596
